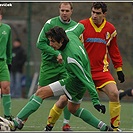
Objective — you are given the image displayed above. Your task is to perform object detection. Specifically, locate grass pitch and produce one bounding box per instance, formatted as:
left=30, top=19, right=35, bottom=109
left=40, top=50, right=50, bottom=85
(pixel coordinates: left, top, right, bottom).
left=0, top=98, right=133, bottom=131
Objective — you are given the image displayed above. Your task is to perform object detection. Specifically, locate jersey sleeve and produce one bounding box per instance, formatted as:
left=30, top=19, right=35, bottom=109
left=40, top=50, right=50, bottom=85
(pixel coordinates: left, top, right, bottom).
left=36, top=20, right=60, bottom=57
left=6, top=27, right=12, bottom=64
left=108, top=31, right=123, bottom=69
left=66, top=23, right=85, bottom=38
left=67, top=56, right=100, bottom=106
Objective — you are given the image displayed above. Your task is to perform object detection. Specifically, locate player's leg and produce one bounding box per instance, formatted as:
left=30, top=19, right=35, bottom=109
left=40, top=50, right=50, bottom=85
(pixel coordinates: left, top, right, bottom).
left=5, top=81, right=64, bottom=131
left=44, top=95, right=67, bottom=131
left=44, top=81, right=68, bottom=131
left=5, top=84, right=55, bottom=130
left=15, top=84, right=55, bottom=123
left=68, top=101, right=113, bottom=131
left=109, top=101, right=121, bottom=131
left=59, top=68, right=72, bottom=131
left=10, top=72, right=15, bottom=98
left=1, top=88, right=12, bottom=120
left=20, top=78, right=49, bottom=124
left=102, top=83, right=121, bottom=131
left=0, top=63, right=12, bottom=120
left=45, top=95, right=71, bottom=131
left=119, top=88, right=133, bottom=100
left=62, top=105, right=72, bottom=131
left=0, top=86, right=51, bottom=131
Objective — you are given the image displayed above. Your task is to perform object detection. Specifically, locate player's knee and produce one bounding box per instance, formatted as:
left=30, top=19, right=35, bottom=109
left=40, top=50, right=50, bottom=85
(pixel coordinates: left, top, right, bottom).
left=68, top=107, right=77, bottom=114
left=35, top=87, right=47, bottom=98
left=59, top=95, right=68, bottom=102
left=67, top=105, right=79, bottom=114
left=36, top=86, right=54, bottom=99
left=113, top=91, right=119, bottom=98
left=109, top=90, right=119, bottom=101
left=1, top=86, right=10, bottom=94
left=56, top=95, right=68, bottom=108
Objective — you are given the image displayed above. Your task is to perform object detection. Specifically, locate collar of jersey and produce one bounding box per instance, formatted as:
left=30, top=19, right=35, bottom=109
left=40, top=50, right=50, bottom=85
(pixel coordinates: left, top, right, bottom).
left=90, top=17, right=106, bottom=32
left=59, top=16, right=71, bottom=24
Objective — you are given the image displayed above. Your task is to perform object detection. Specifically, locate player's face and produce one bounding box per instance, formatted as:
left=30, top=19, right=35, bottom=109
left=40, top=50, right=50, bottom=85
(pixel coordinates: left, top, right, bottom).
left=59, top=3, right=73, bottom=22
left=91, top=7, right=106, bottom=25
left=48, top=37, right=62, bottom=50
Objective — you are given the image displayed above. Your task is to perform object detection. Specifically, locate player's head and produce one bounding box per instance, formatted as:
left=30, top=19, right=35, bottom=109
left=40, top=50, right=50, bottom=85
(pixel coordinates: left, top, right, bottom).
left=91, top=2, right=107, bottom=25
left=46, top=26, right=69, bottom=50
left=59, top=2, right=73, bottom=22
left=91, top=2, right=107, bottom=14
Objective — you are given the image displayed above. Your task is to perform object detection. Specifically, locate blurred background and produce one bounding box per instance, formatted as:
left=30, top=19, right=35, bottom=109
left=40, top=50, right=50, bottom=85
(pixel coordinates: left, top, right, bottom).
left=2, top=2, right=133, bottom=100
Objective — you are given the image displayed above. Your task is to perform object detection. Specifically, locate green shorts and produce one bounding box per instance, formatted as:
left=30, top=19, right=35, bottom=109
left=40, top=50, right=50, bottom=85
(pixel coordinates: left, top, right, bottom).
left=59, top=76, right=86, bottom=103
left=38, top=61, right=68, bottom=86
left=0, top=60, right=10, bottom=81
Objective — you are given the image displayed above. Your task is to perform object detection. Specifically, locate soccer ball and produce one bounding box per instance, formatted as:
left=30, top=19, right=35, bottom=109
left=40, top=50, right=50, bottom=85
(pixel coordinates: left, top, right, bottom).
left=0, top=121, right=10, bottom=131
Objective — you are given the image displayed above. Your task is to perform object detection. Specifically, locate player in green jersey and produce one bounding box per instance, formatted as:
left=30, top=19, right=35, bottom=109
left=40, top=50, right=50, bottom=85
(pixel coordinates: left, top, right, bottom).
left=0, top=8, right=12, bottom=120
left=30, top=2, right=77, bottom=131
left=0, top=23, right=113, bottom=131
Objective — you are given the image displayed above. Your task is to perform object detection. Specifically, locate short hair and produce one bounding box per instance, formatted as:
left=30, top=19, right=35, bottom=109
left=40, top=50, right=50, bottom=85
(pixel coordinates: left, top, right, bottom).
left=91, top=2, right=107, bottom=13
left=59, top=2, right=73, bottom=10
left=46, top=26, right=69, bottom=45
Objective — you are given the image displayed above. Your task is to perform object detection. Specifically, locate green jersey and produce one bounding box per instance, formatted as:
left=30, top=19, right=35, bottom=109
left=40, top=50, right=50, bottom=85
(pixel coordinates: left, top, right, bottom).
left=59, top=23, right=100, bottom=105
left=0, top=23, right=12, bottom=64
left=0, top=23, right=12, bottom=81
left=36, top=16, right=77, bottom=86
left=36, top=16, right=77, bottom=62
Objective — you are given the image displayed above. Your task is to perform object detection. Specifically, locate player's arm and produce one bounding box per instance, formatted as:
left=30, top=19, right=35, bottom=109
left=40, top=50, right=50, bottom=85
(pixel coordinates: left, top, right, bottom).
left=6, top=27, right=12, bottom=65
left=66, top=23, right=85, bottom=38
left=36, top=21, right=60, bottom=57
left=108, top=35, right=123, bottom=69
left=67, top=57, right=106, bottom=114
left=66, top=56, right=100, bottom=106
left=108, top=31, right=125, bottom=83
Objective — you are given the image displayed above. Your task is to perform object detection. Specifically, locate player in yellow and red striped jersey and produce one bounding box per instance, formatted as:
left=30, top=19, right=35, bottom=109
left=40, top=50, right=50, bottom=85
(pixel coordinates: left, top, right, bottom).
left=79, top=2, right=125, bottom=131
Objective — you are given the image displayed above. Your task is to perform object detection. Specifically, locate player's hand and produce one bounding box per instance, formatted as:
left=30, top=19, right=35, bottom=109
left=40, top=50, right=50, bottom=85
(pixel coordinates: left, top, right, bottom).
left=57, top=54, right=63, bottom=64
left=117, top=71, right=125, bottom=83
left=94, top=104, right=106, bottom=114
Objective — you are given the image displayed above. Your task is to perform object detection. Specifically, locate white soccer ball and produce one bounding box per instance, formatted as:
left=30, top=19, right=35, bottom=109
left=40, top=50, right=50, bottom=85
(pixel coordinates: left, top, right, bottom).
left=0, top=121, right=10, bottom=131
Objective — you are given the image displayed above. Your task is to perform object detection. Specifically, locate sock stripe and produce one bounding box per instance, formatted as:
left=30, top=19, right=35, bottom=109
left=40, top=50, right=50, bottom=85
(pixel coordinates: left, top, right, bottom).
left=32, top=98, right=42, bottom=105
left=79, top=108, right=84, bottom=117
left=63, top=119, right=69, bottom=124
left=98, top=121, right=105, bottom=129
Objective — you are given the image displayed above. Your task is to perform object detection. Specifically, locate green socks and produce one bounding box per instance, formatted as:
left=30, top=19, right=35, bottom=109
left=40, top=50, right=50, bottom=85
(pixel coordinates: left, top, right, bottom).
left=63, top=106, right=71, bottom=125
left=2, top=94, right=11, bottom=117
left=74, top=108, right=107, bottom=131
left=16, top=95, right=43, bottom=121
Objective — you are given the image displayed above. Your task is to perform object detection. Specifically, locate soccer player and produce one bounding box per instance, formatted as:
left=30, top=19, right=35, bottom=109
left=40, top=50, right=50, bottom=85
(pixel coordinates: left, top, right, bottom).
left=0, top=8, right=12, bottom=120
left=0, top=23, right=113, bottom=132
left=79, top=2, right=125, bottom=131
left=31, top=2, right=77, bottom=131
left=36, top=2, right=77, bottom=131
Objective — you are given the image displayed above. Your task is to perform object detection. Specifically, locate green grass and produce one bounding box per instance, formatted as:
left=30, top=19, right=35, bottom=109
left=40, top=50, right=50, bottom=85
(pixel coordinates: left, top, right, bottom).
left=0, top=98, right=133, bottom=131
